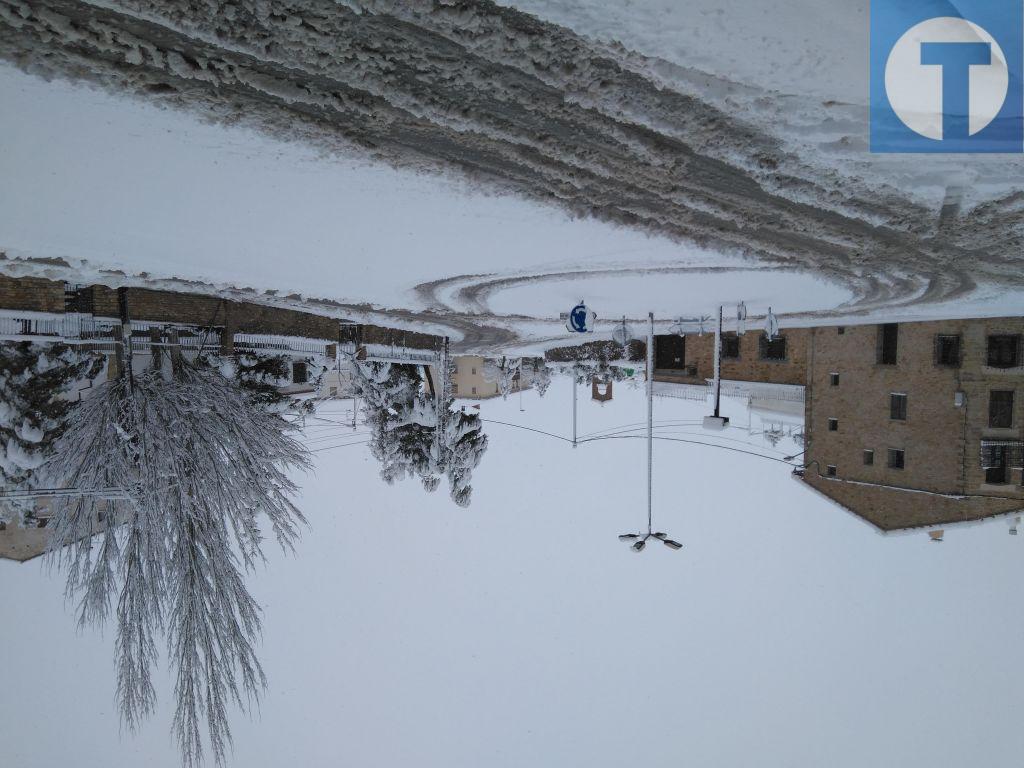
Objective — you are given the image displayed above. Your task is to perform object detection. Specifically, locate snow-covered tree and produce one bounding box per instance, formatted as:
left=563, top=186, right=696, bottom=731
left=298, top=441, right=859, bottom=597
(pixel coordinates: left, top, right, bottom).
left=0, top=341, right=103, bottom=525
left=519, top=358, right=552, bottom=398
left=352, top=358, right=488, bottom=506
left=482, top=356, right=520, bottom=399
left=45, top=352, right=309, bottom=768
left=216, top=351, right=330, bottom=416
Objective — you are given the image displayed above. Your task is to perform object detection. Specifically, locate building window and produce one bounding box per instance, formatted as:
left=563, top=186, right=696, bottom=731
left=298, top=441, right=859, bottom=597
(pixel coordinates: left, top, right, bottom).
left=837, top=327, right=845, bottom=335
left=830, top=372, right=840, bottom=387
left=890, top=393, right=908, bottom=421
left=828, top=418, right=838, bottom=432
left=934, top=335, right=961, bottom=367
left=759, top=334, right=787, bottom=361
left=471, top=367, right=477, bottom=375
left=983, top=444, right=1011, bottom=485
left=989, top=390, right=1014, bottom=429
left=887, top=448, right=905, bottom=470
left=471, top=386, right=477, bottom=395
left=451, top=383, right=459, bottom=395
left=987, top=335, right=1021, bottom=369
left=329, top=386, right=338, bottom=397
left=292, top=361, right=308, bottom=384
left=863, top=449, right=874, bottom=466
left=721, top=335, right=740, bottom=359
left=826, top=465, right=837, bottom=477
left=877, top=323, right=898, bottom=365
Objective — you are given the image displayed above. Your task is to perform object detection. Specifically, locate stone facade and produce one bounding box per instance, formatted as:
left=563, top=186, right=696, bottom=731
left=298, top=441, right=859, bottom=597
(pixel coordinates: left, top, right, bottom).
left=653, top=328, right=810, bottom=386
left=450, top=355, right=500, bottom=399
left=1, top=277, right=441, bottom=351
left=0, top=275, right=65, bottom=312
left=803, top=318, right=1024, bottom=530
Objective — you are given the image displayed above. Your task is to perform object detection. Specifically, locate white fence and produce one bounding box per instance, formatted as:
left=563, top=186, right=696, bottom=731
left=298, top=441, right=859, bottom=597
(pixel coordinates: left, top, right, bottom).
left=0, top=312, right=117, bottom=340
left=0, top=311, right=442, bottom=366
left=234, top=334, right=335, bottom=357
left=339, top=341, right=440, bottom=365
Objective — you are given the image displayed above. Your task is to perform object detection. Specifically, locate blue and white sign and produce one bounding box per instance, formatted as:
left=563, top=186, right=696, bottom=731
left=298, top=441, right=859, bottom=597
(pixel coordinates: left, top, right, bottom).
left=566, top=301, right=597, bottom=333
left=871, top=1, right=1023, bottom=153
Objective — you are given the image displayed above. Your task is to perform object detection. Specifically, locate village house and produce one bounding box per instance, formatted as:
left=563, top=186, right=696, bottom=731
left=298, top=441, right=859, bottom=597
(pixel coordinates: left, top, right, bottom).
left=801, top=318, right=1024, bottom=531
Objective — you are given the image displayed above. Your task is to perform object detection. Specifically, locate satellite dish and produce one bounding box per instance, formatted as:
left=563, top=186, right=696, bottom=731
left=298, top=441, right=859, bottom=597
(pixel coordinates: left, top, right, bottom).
left=612, top=316, right=635, bottom=347
left=764, top=307, right=780, bottom=341
left=566, top=300, right=597, bottom=333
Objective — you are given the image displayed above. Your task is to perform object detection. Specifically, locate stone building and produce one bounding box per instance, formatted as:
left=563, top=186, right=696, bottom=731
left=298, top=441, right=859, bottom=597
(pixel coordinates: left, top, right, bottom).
left=802, top=318, right=1024, bottom=531
left=653, top=328, right=810, bottom=386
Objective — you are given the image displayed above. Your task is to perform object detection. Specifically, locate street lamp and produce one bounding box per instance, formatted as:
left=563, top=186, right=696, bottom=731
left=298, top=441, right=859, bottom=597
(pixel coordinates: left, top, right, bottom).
left=618, top=531, right=683, bottom=551
left=618, top=312, right=681, bottom=553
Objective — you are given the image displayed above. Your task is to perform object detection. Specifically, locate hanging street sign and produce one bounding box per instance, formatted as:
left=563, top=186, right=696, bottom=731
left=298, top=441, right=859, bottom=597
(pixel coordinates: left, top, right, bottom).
left=566, top=300, right=597, bottom=333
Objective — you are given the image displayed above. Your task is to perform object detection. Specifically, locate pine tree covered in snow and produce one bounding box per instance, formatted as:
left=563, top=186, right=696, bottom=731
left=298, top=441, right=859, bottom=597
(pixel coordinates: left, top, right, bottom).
left=217, top=351, right=330, bottom=415
left=352, top=358, right=488, bottom=506
left=45, top=352, right=309, bottom=768
left=0, top=341, right=103, bottom=524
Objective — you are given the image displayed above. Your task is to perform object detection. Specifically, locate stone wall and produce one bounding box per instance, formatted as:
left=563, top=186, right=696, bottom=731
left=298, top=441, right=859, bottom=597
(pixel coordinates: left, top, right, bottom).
left=0, top=275, right=65, bottom=312
left=655, top=328, right=811, bottom=386
left=2, top=276, right=442, bottom=350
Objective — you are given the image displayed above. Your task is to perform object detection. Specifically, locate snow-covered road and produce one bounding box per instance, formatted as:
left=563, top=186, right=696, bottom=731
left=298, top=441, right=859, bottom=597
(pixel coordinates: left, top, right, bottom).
left=2, top=0, right=1022, bottom=344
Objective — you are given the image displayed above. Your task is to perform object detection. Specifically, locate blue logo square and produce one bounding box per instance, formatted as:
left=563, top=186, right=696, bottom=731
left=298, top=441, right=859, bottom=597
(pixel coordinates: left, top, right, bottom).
left=871, top=0, right=1023, bottom=153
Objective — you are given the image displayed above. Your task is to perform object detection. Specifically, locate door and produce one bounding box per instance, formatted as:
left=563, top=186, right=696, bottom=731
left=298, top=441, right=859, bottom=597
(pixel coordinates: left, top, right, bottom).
left=986, top=445, right=1008, bottom=485
left=655, top=335, right=686, bottom=370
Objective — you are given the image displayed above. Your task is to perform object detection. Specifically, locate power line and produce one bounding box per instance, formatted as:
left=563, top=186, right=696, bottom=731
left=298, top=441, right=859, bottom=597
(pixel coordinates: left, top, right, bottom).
left=310, top=439, right=371, bottom=454
left=581, top=434, right=800, bottom=465
left=480, top=418, right=574, bottom=442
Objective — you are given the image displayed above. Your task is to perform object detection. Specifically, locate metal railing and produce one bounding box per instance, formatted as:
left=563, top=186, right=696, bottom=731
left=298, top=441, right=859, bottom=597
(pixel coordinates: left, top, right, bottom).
left=234, top=334, right=335, bottom=357
left=339, top=341, right=440, bottom=365
left=0, top=312, right=118, bottom=340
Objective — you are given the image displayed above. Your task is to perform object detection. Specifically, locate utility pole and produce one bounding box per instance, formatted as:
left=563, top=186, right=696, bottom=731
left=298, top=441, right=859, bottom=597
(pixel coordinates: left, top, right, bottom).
left=116, top=287, right=134, bottom=392
left=646, top=312, right=654, bottom=535
left=353, top=324, right=364, bottom=430
left=713, top=303, right=722, bottom=418
left=703, top=304, right=729, bottom=430
left=569, top=370, right=577, bottom=448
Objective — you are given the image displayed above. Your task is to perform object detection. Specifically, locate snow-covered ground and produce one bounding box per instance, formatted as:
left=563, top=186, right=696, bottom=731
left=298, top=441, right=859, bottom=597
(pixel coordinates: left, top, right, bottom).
left=486, top=268, right=853, bottom=319
left=501, top=0, right=1023, bottom=212
left=0, top=66, right=706, bottom=310
left=3, top=64, right=1021, bottom=355
left=3, top=383, right=1024, bottom=767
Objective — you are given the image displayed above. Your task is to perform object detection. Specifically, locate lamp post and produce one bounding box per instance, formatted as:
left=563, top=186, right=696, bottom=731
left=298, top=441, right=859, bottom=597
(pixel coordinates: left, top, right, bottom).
left=619, top=312, right=681, bottom=552
left=703, top=304, right=729, bottom=431
left=572, top=371, right=578, bottom=448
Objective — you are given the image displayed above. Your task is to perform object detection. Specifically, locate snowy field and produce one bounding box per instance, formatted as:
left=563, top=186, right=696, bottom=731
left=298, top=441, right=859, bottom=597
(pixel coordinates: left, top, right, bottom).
left=3, top=382, right=1023, bottom=768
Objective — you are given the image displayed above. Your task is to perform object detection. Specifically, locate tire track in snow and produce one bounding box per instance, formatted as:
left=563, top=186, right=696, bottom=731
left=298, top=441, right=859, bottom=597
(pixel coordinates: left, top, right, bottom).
left=0, top=0, right=1013, bottom=317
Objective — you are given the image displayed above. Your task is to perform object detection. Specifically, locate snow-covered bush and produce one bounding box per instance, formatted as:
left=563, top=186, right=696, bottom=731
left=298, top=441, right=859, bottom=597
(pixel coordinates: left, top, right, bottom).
left=519, top=358, right=552, bottom=398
